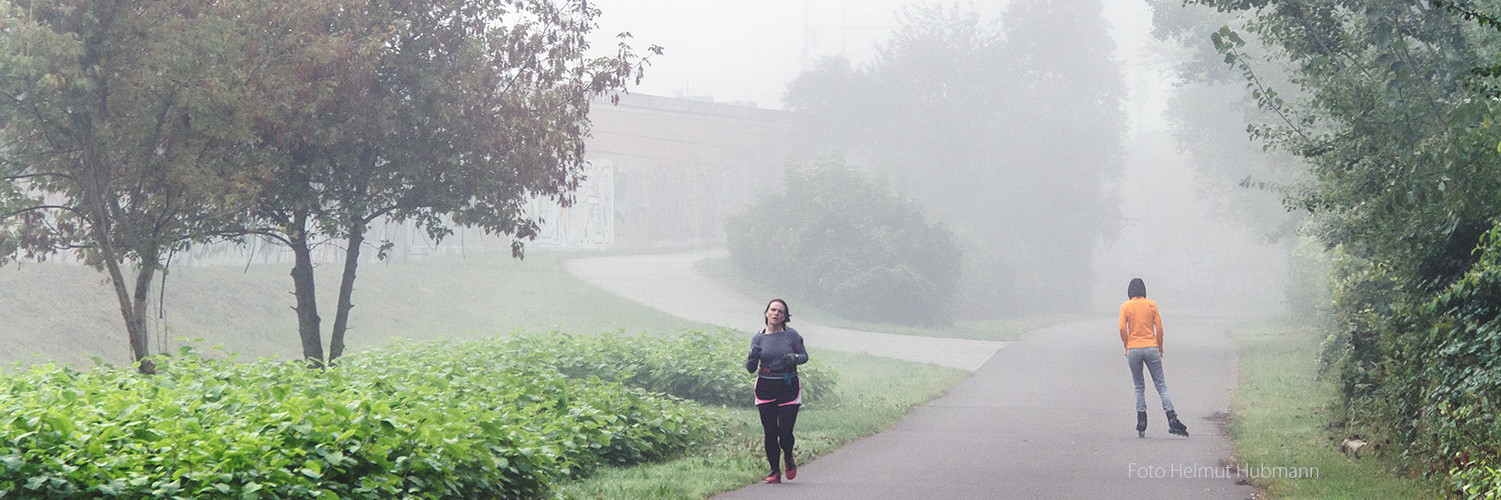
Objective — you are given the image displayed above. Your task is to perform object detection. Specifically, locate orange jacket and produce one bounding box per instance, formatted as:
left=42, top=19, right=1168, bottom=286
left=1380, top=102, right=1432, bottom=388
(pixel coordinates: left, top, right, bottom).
left=1119, top=297, right=1163, bottom=354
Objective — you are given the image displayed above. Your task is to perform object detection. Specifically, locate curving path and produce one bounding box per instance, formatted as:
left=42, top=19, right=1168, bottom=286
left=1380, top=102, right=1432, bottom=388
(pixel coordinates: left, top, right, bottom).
left=566, top=250, right=1257, bottom=499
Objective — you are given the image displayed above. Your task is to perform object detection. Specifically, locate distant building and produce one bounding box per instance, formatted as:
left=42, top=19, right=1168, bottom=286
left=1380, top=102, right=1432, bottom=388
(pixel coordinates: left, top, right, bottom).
left=559, top=93, right=793, bottom=248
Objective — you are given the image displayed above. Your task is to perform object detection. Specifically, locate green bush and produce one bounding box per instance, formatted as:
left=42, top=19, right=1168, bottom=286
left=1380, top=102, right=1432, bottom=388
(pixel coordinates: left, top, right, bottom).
left=0, top=333, right=733, bottom=498
left=1327, top=222, right=1501, bottom=495
left=1453, top=461, right=1501, bottom=499
left=481, top=329, right=839, bottom=407
left=1407, top=223, right=1501, bottom=494
left=725, top=158, right=961, bottom=325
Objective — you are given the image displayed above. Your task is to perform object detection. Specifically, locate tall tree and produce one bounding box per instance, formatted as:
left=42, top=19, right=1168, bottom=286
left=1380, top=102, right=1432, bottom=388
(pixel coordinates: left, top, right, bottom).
left=1148, top=0, right=1307, bottom=239
left=0, top=0, right=264, bottom=372
left=245, top=0, right=653, bottom=364
left=1177, top=0, right=1501, bottom=478
left=1193, top=0, right=1501, bottom=291
left=785, top=1, right=1127, bottom=316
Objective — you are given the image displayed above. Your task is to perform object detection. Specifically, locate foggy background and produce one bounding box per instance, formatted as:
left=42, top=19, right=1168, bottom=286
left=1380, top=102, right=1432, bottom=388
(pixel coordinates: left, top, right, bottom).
left=588, top=0, right=1289, bottom=315
left=0, top=0, right=1295, bottom=367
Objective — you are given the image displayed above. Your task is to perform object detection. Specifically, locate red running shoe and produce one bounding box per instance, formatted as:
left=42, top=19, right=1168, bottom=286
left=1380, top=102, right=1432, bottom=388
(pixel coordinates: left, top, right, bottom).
left=785, top=465, right=797, bottom=480
left=764, top=472, right=782, bottom=484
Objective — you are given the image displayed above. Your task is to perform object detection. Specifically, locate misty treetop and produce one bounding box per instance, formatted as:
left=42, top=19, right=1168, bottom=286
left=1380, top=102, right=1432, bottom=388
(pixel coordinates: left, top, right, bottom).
left=1147, top=0, right=1309, bottom=241
left=784, top=0, right=1127, bottom=318
left=0, top=0, right=656, bottom=370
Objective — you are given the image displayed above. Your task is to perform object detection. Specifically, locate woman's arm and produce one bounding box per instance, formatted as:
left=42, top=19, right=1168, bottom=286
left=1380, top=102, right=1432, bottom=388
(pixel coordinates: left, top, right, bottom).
left=746, top=337, right=762, bottom=373
left=1154, top=307, right=1165, bottom=354
left=789, top=335, right=808, bottom=365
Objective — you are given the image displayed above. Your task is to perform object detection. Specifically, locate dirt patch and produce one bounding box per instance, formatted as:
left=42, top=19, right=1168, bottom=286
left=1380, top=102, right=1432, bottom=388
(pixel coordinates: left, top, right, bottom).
left=1205, top=410, right=1234, bottom=435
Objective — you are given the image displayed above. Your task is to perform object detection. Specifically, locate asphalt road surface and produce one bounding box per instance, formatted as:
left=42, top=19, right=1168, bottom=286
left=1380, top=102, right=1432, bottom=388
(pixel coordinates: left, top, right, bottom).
left=567, top=251, right=1257, bottom=499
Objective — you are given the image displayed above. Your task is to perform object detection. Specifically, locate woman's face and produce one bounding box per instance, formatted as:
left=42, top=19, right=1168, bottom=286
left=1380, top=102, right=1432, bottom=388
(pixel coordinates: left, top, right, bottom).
left=765, top=301, right=787, bottom=326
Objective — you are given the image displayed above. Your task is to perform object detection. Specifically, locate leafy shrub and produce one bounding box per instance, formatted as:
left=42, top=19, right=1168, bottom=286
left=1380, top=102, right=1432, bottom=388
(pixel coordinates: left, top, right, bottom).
left=1404, top=223, right=1501, bottom=492
left=481, top=329, right=839, bottom=407
left=726, top=158, right=961, bottom=325
left=1328, top=222, right=1501, bottom=492
left=1453, top=461, right=1501, bottom=499
left=0, top=334, right=730, bottom=498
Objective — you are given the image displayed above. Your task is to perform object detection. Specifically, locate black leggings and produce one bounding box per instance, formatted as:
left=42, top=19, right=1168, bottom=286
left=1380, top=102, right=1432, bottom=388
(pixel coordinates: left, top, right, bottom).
left=757, top=403, right=799, bottom=473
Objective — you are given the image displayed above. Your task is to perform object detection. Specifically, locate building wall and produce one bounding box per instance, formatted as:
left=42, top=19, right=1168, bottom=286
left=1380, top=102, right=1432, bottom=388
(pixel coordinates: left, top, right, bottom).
left=585, top=94, right=792, bottom=247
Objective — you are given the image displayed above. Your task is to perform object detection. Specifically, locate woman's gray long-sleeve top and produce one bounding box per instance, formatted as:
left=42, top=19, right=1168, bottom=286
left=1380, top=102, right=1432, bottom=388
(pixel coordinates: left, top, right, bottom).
left=745, top=328, right=808, bottom=377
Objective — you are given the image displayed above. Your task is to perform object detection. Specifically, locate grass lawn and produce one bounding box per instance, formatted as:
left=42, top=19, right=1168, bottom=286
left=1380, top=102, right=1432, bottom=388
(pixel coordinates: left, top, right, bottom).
left=694, top=255, right=1076, bottom=342
left=553, top=348, right=969, bottom=499
left=1227, top=318, right=1438, bottom=498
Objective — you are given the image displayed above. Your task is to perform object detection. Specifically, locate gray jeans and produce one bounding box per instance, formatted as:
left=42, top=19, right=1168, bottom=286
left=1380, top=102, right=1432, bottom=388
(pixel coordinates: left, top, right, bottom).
left=1127, top=347, right=1175, bottom=413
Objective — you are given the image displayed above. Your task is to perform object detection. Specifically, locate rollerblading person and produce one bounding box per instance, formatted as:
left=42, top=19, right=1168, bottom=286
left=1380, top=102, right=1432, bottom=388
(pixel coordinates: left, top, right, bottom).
left=1119, top=278, right=1190, bottom=438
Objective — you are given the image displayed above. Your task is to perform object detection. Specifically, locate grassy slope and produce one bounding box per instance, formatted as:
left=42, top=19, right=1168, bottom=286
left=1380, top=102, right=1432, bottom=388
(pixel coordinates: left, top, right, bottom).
left=1228, top=318, right=1437, bottom=498
left=0, top=251, right=711, bottom=368
left=553, top=349, right=968, bottom=499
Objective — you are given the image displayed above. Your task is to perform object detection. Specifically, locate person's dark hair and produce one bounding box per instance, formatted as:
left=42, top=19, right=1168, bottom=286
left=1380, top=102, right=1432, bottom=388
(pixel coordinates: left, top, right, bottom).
left=1127, top=278, right=1147, bottom=299
left=765, top=298, right=792, bottom=325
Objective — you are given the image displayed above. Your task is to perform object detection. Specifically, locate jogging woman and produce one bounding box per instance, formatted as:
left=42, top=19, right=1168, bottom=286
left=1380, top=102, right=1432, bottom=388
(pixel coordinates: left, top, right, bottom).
left=1119, top=278, right=1189, bottom=438
left=745, top=298, right=808, bottom=483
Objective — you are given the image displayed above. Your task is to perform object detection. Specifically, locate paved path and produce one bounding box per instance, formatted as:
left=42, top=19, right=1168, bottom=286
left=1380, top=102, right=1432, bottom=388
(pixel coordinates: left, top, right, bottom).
left=566, top=251, right=1256, bottom=499
left=566, top=249, right=1005, bottom=372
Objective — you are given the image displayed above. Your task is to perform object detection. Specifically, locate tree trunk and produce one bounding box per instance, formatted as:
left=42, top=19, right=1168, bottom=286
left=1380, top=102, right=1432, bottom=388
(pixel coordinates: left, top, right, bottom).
left=129, top=257, right=158, bottom=368
left=80, top=153, right=157, bottom=373
left=98, top=251, right=157, bottom=374
left=328, top=221, right=365, bottom=363
left=289, top=209, right=324, bottom=367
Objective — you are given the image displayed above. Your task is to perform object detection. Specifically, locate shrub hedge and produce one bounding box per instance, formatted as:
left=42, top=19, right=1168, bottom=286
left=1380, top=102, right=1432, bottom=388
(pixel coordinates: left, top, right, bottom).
left=0, top=329, right=812, bottom=498
left=485, top=329, right=839, bottom=407
left=1407, top=224, right=1501, bottom=495
left=1327, top=222, right=1501, bottom=496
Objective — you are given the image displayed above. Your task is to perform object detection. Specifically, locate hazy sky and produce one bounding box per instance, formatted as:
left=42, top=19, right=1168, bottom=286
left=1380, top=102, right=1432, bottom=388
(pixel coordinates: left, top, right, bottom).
left=588, top=0, right=1169, bottom=122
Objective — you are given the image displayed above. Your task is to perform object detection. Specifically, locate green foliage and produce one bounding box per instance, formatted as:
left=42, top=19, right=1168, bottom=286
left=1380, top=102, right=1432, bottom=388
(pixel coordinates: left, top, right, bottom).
left=1453, top=460, right=1501, bottom=499
left=442, top=329, right=838, bottom=407
left=1195, top=0, right=1501, bottom=293
left=726, top=159, right=961, bottom=326
left=1397, top=222, right=1501, bottom=494
left=1180, top=0, right=1501, bottom=491
left=0, top=330, right=759, bottom=498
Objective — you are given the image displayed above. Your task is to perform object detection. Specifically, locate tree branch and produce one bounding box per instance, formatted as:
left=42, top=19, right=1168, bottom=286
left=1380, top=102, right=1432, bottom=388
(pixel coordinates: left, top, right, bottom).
left=2, top=204, right=85, bottom=219
left=3, top=171, right=78, bottom=182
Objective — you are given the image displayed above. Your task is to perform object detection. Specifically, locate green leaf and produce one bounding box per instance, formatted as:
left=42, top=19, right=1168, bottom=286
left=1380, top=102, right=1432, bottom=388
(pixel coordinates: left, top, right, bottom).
left=300, top=459, right=322, bottom=478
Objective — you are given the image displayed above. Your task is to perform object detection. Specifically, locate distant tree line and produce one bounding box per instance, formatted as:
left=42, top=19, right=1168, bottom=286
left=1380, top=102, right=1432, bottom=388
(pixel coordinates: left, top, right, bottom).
left=1156, top=0, right=1501, bottom=493
left=780, top=0, right=1128, bottom=318
left=0, top=0, right=656, bottom=372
